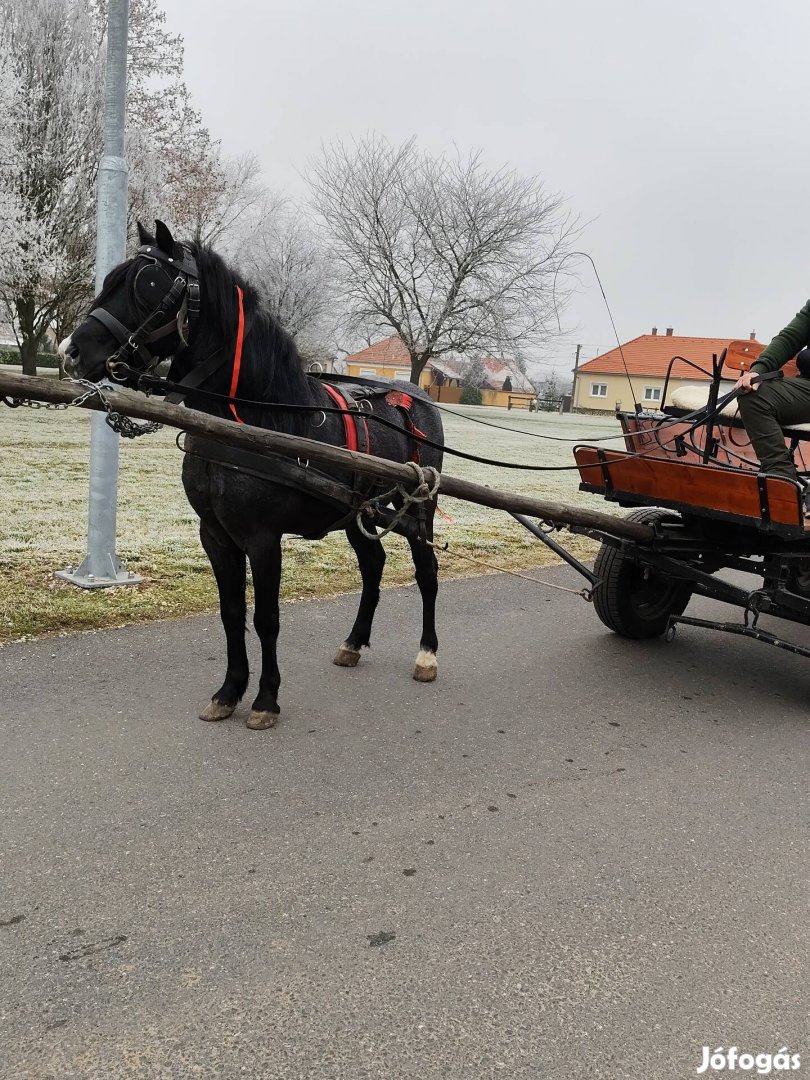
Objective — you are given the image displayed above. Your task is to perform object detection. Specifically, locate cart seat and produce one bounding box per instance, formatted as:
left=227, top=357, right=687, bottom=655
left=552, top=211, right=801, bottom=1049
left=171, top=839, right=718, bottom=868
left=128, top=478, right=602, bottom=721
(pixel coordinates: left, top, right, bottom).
left=669, top=384, right=740, bottom=417
left=668, top=385, right=810, bottom=436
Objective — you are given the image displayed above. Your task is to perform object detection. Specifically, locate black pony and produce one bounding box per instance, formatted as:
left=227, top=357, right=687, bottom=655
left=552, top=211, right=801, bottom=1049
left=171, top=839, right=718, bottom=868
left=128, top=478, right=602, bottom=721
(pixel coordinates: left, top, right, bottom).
left=61, top=221, right=443, bottom=729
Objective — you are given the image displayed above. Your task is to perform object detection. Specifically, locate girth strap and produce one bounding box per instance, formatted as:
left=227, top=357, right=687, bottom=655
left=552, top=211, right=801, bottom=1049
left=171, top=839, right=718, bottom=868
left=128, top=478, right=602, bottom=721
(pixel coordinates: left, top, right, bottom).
left=183, top=435, right=420, bottom=542
left=185, top=435, right=360, bottom=512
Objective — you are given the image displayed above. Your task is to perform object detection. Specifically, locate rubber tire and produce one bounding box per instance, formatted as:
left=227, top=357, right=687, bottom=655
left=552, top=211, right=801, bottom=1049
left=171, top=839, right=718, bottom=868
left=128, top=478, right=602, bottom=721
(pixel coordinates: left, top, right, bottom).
left=592, top=508, right=692, bottom=639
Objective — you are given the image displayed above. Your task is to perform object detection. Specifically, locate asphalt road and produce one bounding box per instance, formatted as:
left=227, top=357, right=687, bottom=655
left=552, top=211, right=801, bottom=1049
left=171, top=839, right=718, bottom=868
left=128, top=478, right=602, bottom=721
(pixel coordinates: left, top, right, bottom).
left=1, top=569, right=807, bottom=1079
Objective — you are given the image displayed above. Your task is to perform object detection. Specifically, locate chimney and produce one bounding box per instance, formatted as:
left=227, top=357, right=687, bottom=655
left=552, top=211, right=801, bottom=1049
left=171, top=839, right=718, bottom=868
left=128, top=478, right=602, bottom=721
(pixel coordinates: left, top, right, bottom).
left=665, top=327, right=673, bottom=336
left=750, top=331, right=756, bottom=341
left=651, top=327, right=657, bottom=336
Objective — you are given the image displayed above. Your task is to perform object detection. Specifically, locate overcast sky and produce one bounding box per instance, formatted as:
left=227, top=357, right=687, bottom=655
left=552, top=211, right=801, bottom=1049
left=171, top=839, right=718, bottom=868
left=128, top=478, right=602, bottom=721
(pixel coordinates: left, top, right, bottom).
left=162, top=0, right=810, bottom=374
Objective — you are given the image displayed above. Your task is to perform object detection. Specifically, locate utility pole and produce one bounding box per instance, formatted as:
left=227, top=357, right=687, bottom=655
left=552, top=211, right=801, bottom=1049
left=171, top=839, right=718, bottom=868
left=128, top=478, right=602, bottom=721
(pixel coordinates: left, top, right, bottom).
left=57, top=0, right=140, bottom=589
left=571, top=343, right=582, bottom=410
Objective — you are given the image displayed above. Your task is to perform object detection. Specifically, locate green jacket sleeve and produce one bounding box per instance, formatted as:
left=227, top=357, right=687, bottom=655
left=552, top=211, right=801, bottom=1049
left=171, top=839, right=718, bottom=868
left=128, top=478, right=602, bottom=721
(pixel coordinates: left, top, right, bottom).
left=751, top=298, right=810, bottom=374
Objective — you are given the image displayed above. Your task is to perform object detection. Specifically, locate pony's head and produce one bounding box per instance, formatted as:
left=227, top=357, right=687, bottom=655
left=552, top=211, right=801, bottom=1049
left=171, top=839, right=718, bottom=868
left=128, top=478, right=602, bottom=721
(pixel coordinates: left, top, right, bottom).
left=60, top=220, right=199, bottom=387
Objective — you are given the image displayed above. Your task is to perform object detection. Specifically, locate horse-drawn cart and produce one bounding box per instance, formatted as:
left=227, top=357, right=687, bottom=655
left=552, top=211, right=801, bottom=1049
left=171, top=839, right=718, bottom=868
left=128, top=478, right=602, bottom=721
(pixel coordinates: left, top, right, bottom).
left=538, top=339, right=810, bottom=658
left=6, top=224, right=810, bottom=725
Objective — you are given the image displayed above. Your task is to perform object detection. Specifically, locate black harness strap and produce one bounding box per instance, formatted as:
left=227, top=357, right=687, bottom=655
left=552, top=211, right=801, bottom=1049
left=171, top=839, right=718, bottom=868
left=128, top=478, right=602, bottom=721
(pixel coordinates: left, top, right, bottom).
left=183, top=434, right=375, bottom=538
left=97, top=250, right=199, bottom=381
left=165, top=349, right=232, bottom=405
left=87, top=306, right=131, bottom=344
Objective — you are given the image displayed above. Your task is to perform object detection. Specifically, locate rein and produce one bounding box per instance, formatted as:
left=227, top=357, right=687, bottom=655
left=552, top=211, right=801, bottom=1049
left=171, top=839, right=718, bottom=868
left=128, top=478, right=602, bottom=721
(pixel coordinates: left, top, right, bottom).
left=95, top=250, right=787, bottom=476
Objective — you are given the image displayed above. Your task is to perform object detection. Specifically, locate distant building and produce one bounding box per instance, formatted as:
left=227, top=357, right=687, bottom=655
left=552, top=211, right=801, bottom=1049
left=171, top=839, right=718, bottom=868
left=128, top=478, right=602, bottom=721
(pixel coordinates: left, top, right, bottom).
left=574, top=328, right=764, bottom=414
left=344, top=336, right=534, bottom=407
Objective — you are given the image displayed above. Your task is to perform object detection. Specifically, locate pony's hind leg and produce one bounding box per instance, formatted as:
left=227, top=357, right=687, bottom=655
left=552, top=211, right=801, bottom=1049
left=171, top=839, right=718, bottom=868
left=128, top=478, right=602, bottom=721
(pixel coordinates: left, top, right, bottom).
left=333, top=522, right=386, bottom=668
left=408, top=507, right=439, bottom=682
left=245, top=534, right=283, bottom=730
left=198, top=520, right=249, bottom=721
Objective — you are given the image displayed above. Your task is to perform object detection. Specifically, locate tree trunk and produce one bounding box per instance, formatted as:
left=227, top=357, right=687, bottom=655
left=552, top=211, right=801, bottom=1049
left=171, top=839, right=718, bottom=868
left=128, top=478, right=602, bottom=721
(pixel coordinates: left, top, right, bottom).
left=15, top=298, right=42, bottom=377
left=409, top=352, right=431, bottom=385
left=19, top=336, right=40, bottom=377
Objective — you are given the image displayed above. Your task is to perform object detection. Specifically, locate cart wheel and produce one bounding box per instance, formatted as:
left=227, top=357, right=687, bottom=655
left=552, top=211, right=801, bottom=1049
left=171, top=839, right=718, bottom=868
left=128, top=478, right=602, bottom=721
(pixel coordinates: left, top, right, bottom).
left=593, top=508, right=692, bottom=639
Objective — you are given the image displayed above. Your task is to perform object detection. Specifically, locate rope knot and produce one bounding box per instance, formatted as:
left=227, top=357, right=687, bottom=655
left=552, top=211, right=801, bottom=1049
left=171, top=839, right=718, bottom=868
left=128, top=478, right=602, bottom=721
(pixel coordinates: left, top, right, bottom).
left=356, top=462, right=441, bottom=540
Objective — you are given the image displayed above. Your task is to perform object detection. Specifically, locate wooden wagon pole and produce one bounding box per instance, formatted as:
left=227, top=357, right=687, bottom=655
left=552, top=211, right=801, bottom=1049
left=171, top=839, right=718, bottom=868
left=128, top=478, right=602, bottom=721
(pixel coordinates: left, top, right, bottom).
left=0, top=372, right=655, bottom=543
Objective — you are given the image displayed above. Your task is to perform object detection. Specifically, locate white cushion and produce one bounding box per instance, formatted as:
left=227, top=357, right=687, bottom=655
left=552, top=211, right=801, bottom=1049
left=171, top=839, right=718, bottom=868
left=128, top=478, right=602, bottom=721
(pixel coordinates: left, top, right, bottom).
left=670, top=384, right=810, bottom=435
left=669, top=384, right=740, bottom=418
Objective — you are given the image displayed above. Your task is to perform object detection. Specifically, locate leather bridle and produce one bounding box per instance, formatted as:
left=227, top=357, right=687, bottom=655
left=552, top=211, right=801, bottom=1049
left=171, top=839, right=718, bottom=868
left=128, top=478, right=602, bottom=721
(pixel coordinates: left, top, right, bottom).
left=88, top=243, right=201, bottom=382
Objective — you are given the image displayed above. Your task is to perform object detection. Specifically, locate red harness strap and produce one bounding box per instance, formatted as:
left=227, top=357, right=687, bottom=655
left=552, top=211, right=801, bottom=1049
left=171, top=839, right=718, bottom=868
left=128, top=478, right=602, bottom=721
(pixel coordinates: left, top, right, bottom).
left=322, top=383, right=370, bottom=454
left=385, top=390, right=426, bottom=462
left=228, top=285, right=246, bottom=424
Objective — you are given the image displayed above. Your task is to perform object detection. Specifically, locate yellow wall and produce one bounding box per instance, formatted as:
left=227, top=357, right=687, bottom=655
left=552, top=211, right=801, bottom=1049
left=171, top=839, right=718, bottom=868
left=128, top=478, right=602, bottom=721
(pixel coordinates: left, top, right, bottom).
left=573, top=372, right=728, bottom=413
left=345, top=362, right=533, bottom=406
left=345, top=361, right=438, bottom=391
left=481, top=389, right=534, bottom=408
left=345, top=362, right=410, bottom=381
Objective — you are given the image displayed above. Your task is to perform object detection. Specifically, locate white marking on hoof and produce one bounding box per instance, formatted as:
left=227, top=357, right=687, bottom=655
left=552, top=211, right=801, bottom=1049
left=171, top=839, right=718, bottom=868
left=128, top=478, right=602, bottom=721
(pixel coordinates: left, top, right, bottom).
left=246, top=710, right=279, bottom=730
left=333, top=643, right=362, bottom=668
left=413, top=649, right=438, bottom=683
left=199, top=701, right=236, bottom=722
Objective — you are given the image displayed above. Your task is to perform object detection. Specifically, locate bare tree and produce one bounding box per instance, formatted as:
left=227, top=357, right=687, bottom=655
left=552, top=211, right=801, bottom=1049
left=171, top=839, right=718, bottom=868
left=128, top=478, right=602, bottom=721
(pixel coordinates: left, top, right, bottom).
left=0, top=0, right=102, bottom=373
left=537, top=371, right=562, bottom=409
left=307, top=134, right=577, bottom=384
left=236, top=205, right=337, bottom=365
left=164, top=150, right=270, bottom=249
left=0, top=0, right=228, bottom=374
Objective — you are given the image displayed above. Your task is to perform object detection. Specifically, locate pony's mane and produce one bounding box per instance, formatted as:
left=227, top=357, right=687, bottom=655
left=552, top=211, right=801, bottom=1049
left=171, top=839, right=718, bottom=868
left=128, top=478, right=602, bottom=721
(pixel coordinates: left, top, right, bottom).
left=92, top=260, right=132, bottom=310
left=188, top=241, right=315, bottom=432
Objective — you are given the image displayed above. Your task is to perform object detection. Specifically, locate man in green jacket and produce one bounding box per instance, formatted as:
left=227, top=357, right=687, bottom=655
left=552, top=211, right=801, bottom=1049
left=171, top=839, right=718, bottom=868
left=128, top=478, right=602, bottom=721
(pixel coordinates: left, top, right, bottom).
left=736, top=299, right=810, bottom=481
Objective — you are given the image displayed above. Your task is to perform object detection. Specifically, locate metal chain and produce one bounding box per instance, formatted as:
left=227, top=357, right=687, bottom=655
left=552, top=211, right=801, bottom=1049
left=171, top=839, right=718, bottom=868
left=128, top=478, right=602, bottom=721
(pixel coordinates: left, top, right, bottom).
left=5, top=396, right=70, bottom=411
left=104, top=410, right=163, bottom=439
left=3, top=379, right=162, bottom=439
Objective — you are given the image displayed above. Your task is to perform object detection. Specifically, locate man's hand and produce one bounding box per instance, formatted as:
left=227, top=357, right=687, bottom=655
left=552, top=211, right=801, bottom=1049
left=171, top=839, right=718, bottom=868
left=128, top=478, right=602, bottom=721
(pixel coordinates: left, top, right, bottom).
left=733, top=370, right=760, bottom=393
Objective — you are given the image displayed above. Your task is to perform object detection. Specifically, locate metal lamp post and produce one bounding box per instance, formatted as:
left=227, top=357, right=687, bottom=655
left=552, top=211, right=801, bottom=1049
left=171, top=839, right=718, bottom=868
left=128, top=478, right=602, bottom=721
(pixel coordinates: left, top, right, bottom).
left=57, top=0, right=140, bottom=589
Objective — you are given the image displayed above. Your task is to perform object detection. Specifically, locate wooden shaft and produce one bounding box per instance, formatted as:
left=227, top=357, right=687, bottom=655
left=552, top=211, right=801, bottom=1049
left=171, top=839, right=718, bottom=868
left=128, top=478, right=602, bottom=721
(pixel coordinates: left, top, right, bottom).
left=0, top=372, right=655, bottom=542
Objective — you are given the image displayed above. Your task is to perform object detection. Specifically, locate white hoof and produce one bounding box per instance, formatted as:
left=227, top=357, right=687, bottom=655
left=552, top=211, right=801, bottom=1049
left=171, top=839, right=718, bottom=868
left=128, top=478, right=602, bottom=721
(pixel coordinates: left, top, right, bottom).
left=413, top=649, right=438, bottom=683
left=199, top=701, right=236, bottom=722
left=333, top=643, right=362, bottom=668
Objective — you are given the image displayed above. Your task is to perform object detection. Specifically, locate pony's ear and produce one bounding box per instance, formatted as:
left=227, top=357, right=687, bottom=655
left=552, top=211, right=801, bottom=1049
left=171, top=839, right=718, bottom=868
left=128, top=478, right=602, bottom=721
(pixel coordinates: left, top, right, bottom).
left=136, top=220, right=154, bottom=246
left=154, top=220, right=176, bottom=255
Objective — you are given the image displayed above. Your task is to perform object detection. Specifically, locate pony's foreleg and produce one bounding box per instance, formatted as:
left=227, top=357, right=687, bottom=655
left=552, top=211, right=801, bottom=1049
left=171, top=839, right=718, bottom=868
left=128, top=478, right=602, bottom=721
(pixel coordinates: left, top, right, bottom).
left=198, top=521, right=249, bottom=721
left=333, top=522, right=386, bottom=668
left=407, top=507, right=439, bottom=682
left=245, top=535, right=283, bottom=730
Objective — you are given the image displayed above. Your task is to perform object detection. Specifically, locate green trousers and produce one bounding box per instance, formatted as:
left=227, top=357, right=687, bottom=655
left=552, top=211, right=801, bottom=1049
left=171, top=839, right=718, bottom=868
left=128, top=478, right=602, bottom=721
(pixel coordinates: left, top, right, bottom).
left=737, top=375, right=810, bottom=481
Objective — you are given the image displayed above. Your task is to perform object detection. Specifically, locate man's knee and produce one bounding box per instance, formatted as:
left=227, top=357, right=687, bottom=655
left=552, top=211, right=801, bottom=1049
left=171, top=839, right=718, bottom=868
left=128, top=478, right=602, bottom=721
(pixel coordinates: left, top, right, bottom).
left=738, top=387, right=776, bottom=420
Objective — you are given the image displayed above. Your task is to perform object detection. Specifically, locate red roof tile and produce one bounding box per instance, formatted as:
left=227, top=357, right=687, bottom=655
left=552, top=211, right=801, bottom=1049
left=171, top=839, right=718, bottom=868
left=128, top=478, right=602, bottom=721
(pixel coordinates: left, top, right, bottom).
left=345, top=336, right=411, bottom=368
left=578, top=335, right=765, bottom=381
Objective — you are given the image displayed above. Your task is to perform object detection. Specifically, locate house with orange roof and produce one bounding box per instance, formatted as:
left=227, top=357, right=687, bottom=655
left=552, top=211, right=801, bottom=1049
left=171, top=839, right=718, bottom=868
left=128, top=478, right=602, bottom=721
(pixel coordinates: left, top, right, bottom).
left=344, top=336, right=414, bottom=382
left=573, top=327, right=764, bottom=414
left=344, top=336, right=535, bottom=407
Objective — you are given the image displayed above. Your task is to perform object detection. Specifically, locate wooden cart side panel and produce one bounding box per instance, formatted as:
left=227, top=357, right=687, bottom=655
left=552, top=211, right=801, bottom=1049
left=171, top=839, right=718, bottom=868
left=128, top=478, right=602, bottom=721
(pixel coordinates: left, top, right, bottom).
left=574, top=446, right=803, bottom=528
